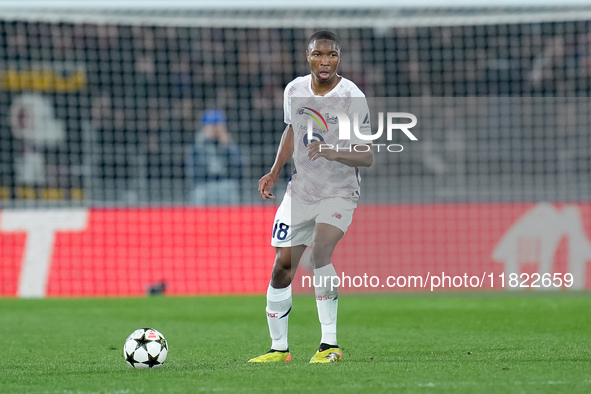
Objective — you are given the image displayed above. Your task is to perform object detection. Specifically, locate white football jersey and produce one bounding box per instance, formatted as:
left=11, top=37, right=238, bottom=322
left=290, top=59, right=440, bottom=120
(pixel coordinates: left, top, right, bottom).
left=283, top=74, right=371, bottom=203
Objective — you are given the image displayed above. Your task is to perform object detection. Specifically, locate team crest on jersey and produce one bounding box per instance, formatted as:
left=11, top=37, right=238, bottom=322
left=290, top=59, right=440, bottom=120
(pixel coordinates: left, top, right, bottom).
left=325, top=114, right=338, bottom=124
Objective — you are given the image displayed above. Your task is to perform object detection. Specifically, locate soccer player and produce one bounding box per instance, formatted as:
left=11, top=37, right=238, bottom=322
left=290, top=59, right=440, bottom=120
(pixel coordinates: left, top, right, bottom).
left=248, top=31, right=373, bottom=364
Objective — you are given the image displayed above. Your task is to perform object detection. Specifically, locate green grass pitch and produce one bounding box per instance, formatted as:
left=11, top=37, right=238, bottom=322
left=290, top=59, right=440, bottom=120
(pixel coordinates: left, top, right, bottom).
left=1, top=295, right=590, bottom=393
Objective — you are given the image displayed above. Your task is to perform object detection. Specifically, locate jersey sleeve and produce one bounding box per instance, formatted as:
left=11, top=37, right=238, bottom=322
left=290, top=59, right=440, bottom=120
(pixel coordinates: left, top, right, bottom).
left=348, top=95, right=372, bottom=145
left=283, top=83, right=292, bottom=125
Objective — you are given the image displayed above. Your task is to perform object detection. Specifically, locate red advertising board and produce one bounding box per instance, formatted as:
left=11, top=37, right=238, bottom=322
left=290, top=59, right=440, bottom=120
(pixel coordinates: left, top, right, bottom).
left=1, top=203, right=590, bottom=297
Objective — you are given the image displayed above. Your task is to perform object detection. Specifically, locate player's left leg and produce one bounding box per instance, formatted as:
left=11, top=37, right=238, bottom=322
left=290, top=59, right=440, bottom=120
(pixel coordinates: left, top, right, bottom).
left=308, top=198, right=356, bottom=363
left=309, top=223, right=344, bottom=364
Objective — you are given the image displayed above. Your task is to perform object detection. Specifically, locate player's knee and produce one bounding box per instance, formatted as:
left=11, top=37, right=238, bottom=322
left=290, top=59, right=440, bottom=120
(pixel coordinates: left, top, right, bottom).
left=274, top=249, right=292, bottom=270
left=271, top=265, right=291, bottom=287
left=311, top=242, right=334, bottom=268
left=271, top=252, right=292, bottom=287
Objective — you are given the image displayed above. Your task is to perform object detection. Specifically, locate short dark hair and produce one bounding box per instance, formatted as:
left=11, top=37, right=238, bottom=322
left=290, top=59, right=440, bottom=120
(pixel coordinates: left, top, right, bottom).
left=307, top=30, right=340, bottom=51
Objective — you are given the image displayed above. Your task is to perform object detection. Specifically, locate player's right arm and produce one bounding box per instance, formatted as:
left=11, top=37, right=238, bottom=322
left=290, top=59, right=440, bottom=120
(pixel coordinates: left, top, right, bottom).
left=258, top=124, right=293, bottom=199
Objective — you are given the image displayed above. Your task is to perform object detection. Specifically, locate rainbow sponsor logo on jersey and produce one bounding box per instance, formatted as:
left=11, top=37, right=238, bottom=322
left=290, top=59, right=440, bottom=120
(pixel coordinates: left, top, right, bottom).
left=299, top=107, right=329, bottom=132
left=299, top=107, right=329, bottom=146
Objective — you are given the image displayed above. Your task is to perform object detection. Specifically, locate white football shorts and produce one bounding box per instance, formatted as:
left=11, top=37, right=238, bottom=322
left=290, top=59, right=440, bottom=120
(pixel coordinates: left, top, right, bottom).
left=270, top=193, right=357, bottom=247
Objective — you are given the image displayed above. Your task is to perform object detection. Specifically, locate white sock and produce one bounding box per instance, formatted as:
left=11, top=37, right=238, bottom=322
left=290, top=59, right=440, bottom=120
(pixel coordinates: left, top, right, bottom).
left=266, top=283, right=292, bottom=351
left=314, top=264, right=338, bottom=346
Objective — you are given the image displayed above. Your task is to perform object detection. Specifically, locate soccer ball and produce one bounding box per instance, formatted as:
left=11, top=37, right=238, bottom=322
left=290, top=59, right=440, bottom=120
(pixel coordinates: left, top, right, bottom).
left=123, top=328, right=168, bottom=369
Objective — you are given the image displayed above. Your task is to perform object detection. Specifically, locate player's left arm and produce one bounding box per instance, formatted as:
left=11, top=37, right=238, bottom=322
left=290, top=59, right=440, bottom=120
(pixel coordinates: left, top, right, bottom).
left=307, top=142, right=373, bottom=167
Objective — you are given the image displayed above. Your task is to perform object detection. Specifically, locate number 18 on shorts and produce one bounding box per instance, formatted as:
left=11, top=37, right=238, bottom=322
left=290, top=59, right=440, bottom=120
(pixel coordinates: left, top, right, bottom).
left=270, top=194, right=356, bottom=247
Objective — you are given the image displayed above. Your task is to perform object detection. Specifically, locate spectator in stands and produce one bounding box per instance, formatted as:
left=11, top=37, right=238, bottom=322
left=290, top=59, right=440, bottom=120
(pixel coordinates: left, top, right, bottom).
left=529, top=36, right=567, bottom=93
left=186, top=109, right=243, bottom=205
left=10, top=93, right=66, bottom=187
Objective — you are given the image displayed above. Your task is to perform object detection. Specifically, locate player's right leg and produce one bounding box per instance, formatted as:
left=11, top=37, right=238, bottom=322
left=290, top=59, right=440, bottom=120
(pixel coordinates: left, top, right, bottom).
left=248, top=245, right=306, bottom=363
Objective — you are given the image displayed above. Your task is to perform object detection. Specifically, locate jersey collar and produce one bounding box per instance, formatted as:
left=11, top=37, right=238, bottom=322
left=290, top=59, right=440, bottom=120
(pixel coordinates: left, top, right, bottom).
left=308, top=74, right=343, bottom=97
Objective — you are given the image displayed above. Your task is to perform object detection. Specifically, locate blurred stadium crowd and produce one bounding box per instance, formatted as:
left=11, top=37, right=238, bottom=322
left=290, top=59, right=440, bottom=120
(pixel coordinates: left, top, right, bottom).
left=0, top=21, right=590, bottom=204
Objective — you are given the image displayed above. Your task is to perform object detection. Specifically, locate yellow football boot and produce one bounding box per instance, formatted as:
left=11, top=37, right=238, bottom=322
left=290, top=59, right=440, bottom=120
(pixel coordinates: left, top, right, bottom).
left=309, top=347, right=342, bottom=364
left=248, top=350, right=291, bottom=363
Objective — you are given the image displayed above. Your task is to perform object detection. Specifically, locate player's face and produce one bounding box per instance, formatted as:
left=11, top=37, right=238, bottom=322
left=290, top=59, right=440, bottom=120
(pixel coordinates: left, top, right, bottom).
left=306, top=39, right=340, bottom=83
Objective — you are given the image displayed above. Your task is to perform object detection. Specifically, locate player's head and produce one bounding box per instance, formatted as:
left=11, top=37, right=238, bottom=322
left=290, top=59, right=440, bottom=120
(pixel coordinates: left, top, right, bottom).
left=307, top=30, right=341, bottom=52
left=306, top=31, right=341, bottom=83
